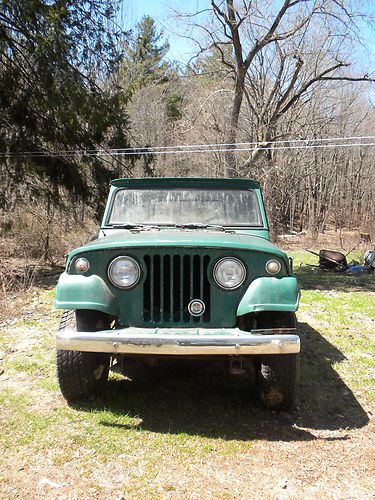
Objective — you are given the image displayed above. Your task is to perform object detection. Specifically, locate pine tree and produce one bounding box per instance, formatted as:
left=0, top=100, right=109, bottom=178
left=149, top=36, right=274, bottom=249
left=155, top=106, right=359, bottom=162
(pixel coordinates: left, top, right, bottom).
left=0, top=0, right=132, bottom=213
left=122, top=15, right=170, bottom=88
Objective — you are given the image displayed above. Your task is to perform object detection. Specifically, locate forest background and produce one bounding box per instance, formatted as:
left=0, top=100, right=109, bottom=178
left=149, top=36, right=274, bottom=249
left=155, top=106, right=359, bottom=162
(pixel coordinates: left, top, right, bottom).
left=1, top=0, right=375, bottom=265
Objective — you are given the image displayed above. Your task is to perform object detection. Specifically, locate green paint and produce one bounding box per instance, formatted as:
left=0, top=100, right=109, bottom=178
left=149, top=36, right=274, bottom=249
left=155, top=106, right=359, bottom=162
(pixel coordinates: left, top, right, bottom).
left=237, top=276, right=300, bottom=316
left=55, top=178, right=299, bottom=327
left=109, top=177, right=261, bottom=189
left=68, top=231, right=286, bottom=259
left=55, top=273, right=117, bottom=315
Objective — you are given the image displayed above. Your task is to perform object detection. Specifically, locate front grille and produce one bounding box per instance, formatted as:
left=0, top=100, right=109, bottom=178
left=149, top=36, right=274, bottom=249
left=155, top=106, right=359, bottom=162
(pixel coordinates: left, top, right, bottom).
left=143, top=254, right=211, bottom=323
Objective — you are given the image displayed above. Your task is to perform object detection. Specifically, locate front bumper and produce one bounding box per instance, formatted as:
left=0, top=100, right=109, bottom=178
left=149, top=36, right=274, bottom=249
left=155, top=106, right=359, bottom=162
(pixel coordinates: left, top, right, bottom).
left=56, top=327, right=300, bottom=356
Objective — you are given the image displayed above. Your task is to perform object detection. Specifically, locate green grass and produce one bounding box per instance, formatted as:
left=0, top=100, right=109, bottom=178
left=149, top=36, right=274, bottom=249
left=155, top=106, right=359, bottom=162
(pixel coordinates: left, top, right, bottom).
left=0, top=256, right=374, bottom=495
left=292, top=251, right=375, bottom=406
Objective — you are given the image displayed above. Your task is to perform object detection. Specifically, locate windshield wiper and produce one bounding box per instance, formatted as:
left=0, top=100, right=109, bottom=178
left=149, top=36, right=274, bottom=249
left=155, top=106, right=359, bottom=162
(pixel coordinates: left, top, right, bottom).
left=109, top=223, right=160, bottom=230
left=109, top=223, right=145, bottom=229
left=109, top=222, right=224, bottom=231
left=174, top=223, right=225, bottom=231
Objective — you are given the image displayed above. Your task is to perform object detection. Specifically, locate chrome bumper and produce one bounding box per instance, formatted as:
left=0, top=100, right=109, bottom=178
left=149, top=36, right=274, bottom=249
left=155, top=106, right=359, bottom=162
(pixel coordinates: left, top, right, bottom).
left=56, top=327, right=300, bottom=356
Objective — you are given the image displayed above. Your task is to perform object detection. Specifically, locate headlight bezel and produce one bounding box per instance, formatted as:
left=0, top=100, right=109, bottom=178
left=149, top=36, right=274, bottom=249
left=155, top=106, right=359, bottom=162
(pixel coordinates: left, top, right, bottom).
left=108, top=255, right=141, bottom=289
left=213, top=256, right=246, bottom=290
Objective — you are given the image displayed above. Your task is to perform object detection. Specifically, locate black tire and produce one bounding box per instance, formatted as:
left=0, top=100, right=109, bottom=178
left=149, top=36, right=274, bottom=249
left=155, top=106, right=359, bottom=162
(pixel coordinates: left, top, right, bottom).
left=258, top=353, right=299, bottom=411
left=57, top=310, right=111, bottom=404
left=255, top=312, right=299, bottom=411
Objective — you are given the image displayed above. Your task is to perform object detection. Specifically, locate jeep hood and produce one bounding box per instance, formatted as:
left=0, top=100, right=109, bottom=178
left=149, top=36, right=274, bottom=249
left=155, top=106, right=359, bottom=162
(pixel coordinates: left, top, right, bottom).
left=69, top=230, right=286, bottom=259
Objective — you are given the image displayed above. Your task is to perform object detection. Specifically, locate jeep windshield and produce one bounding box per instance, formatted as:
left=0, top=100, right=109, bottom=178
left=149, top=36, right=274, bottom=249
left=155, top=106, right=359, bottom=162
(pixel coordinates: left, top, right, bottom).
left=107, top=188, right=262, bottom=227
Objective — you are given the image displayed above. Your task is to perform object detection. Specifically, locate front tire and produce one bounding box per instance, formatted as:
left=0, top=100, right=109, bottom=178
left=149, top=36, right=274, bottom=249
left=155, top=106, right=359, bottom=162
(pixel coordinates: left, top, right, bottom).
left=56, top=310, right=111, bottom=404
left=255, top=312, right=299, bottom=411
left=258, top=353, right=299, bottom=410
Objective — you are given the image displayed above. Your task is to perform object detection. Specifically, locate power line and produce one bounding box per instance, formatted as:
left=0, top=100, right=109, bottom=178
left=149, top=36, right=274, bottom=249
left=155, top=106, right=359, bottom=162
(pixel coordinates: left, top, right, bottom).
left=0, top=137, right=375, bottom=158
left=90, top=135, right=375, bottom=152
left=96, top=142, right=375, bottom=156
left=1, top=134, right=375, bottom=156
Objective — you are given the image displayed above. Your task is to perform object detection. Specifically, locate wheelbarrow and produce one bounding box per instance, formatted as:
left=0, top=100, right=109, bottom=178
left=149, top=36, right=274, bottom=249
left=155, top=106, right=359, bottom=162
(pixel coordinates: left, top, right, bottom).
left=306, top=249, right=348, bottom=272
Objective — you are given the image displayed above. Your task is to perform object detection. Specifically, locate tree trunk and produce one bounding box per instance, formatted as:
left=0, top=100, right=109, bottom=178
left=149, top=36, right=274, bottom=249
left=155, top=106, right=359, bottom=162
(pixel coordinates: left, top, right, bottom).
left=225, top=71, right=245, bottom=176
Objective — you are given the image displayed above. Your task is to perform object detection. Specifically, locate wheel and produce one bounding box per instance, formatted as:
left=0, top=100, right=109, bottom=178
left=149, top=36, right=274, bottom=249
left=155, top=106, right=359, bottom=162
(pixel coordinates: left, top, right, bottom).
left=56, top=310, right=111, bottom=404
left=255, top=312, right=299, bottom=410
left=258, top=353, right=299, bottom=410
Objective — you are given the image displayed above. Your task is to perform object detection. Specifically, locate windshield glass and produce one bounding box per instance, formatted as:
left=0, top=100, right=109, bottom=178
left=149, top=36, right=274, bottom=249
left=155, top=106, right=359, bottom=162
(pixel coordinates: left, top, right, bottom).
left=107, top=188, right=262, bottom=227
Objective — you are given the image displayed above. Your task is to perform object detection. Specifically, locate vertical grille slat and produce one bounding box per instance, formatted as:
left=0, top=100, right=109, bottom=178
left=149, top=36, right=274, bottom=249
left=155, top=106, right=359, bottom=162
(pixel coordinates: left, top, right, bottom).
left=144, top=252, right=211, bottom=325
left=160, top=255, right=164, bottom=319
left=199, top=257, right=204, bottom=299
left=163, top=255, right=171, bottom=322
left=169, top=255, right=174, bottom=321
left=203, top=256, right=211, bottom=321
left=183, top=255, right=190, bottom=322
left=153, top=256, right=160, bottom=322
left=149, top=256, right=154, bottom=321
left=193, top=255, right=200, bottom=323
left=179, top=255, right=183, bottom=321
left=143, top=255, right=151, bottom=322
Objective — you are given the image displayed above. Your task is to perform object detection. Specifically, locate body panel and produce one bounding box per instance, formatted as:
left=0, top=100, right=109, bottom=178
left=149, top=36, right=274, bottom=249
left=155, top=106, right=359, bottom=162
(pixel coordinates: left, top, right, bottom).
left=109, top=178, right=261, bottom=189
left=67, top=230, right=284, bottom=259
left=237, top=276, right=300, bottom=316
left=55, top=273, right=117, bottom=315
left=56, top=247, right=295, bottom=327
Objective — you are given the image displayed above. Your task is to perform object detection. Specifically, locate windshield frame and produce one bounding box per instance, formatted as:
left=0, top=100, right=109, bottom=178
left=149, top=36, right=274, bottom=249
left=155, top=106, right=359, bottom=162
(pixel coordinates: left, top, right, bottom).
left=103, top=187, right=265, bottom=229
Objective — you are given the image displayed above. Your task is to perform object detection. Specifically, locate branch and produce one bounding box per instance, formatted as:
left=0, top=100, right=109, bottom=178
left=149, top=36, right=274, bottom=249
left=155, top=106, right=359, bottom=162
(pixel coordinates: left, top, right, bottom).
left=236, top=2, right=252, bottom=29
left=258, top=43, right=286, bottom=121
left=243, top=86, right=260, bottom=119
left=225, top=0, right=244, bottom=68
left=179, top=89, right=234, bottom=134
left=243, top=1, right=316, bottom=70
left=274, top=61, right=349, bottom=118
left=319, top=75, right=375, bottom=82
left=214, top=43, right=237, bottom=71
left=275, top=54, right=304, bottom=112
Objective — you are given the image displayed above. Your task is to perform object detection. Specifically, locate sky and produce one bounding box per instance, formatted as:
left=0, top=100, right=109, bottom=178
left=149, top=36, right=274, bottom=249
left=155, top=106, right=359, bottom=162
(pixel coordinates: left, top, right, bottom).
left=119, top=0, right=375, bottom=71
left=119, top=0, right=204, bottom=64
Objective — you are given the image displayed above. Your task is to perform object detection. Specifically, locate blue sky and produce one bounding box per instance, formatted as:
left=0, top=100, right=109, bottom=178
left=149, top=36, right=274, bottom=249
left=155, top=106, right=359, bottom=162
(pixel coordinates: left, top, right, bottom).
left=119, top=0, right=203, bottom=64
left=119, top=0, right=375, bottom=70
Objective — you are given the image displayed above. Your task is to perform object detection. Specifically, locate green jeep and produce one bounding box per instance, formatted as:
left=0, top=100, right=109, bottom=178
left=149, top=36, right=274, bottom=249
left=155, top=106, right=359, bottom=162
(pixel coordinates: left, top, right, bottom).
left=55, top=178, right=300, bottom=410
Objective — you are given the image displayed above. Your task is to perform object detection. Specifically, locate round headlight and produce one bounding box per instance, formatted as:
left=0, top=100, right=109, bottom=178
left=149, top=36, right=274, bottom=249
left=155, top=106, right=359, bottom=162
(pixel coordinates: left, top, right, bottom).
left=266, top=259, right=282, bottom=275
left=108, top=256, right=141, bottom=289
left=75, top=257, right=89, bottom=273
left=213, top=257, right=246, bottom=289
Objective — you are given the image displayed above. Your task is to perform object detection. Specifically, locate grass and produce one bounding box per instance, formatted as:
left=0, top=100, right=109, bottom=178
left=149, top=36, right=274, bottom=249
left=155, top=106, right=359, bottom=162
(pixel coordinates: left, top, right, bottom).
left=292, top=253, right=375, bottom=406
left=0, top=251, right=374, bottom=497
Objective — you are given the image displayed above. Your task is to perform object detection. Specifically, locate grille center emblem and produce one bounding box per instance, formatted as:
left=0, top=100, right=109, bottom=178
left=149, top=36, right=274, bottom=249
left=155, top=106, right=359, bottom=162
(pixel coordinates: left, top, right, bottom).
left=188, top=299, right=205, bottom=317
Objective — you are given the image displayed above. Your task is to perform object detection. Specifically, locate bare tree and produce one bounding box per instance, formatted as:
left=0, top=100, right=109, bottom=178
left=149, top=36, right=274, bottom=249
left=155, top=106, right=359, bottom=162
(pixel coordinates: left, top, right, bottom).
left=121, top=5, right=375, bottom=237
left=178, top=0, right=375, bottom=174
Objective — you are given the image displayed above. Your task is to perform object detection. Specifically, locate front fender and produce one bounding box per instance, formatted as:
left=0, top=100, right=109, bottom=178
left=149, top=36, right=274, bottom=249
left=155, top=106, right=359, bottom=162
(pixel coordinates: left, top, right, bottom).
left=54, top=272, right=117, bottom=315
left=237, top=276, right=300, bottom=316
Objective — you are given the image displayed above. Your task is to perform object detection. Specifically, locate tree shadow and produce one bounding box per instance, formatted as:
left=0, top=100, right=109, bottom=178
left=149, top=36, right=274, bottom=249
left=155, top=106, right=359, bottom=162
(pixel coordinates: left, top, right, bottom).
left=75, top=321, right=369, bottom=442
left=297, top=322, right=369, bottom=430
